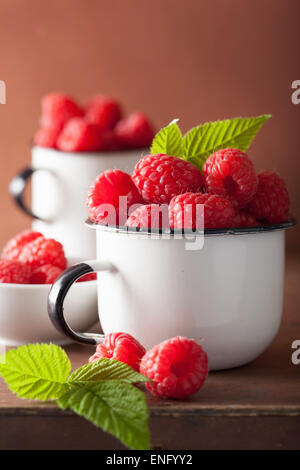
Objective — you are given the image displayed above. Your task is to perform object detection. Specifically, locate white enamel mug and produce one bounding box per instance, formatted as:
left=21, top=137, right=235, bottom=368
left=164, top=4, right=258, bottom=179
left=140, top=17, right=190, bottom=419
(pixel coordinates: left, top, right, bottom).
left=48, top=220, right=295, bottom=370
left=9, top=146, right=144, bottom=259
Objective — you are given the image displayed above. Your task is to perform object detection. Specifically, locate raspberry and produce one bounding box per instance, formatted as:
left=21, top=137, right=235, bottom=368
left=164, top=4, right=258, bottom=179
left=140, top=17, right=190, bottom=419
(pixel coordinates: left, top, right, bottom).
left=140, top=336, right=208, bottom=399
left=233, top=210, right=260, bottom=228
left=132, top=154, right=203, bottom=204
left=77, top=273, right=97, bottom=282
left=169, top=193, right=235, bottom=229
left=40, top=93, right=83, bottom=128
left=18, top=237, right=67, bottom=270
left=34, top=125, right=61, bottom=149
left=85, top=95, right=122, bottom=130
left=89, top=332, right=146, bottom=372
left=2, top=230, right=44, bottom=261
left=202, top=148, right=258, bottom=208
left=30, top=264, right=63, bottom=284
left=99, top=130, right=121, bottom=151
left=0, top=260, right=31, bottom=284
left=87, top=169, right=143, bottom=225
left=246, top=171, right=290, bottom=224
left=57, top=117, right=109, bottom=152
left=115, top=112, right=154, bottom=149
left=125, top=204, right=168, bottom=229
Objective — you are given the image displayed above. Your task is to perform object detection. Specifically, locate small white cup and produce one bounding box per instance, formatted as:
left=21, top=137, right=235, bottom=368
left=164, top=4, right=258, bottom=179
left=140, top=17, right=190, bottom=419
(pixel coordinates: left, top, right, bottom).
left=9, top=146, right=144, bottom=259
left=48, top=220, right=296, bottom=370
left=0, top=258, right=98, bottom=346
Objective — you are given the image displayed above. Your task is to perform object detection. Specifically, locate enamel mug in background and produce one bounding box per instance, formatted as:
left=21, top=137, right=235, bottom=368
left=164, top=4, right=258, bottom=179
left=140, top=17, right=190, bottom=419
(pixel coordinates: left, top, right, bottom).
left=9, top=146, right=144, bottom=259
left=48, top=220, right=295, bottom=371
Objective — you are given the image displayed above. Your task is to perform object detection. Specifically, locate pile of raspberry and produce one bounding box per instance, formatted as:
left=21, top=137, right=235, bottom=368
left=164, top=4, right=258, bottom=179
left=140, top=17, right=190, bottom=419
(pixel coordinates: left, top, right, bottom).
left=34, top=93, right=154, bottom=152
left=86, top=148, right=291, bottom=229
left=0, top=230, right=95, bottom=284
left=89, top=332, right=209, bottom=400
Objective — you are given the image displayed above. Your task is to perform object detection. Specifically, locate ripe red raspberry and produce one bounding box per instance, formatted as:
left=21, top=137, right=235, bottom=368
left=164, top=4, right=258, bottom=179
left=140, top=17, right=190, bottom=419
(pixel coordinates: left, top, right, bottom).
left=99, top=130, right=121, bottom=151
left=125, top=204, right=169, bottom=229
left=246, top=171, right=290, bottom=224
left=2, top=230, right=44, bottom=261
left=87, top=169, right=144, bottom=225
left=169, top=193, right=235, bottom=229
left=40, top=93, right=83, bottom=128
left=57, top=117, right=110, bottom=152
left=85, top=95, right=122, bottom=130
left=77, top=273, right=97, bottom=282
left=115, top=112, right=154, bottom=149
left=30, top=264, right=63, bottom=284
left=89, top=332, right=146, bottom=372
left=132, top=154, right=203, bottom=204
left=233, top=210, right=260, bottom=228
left=18, top=238, right=67, bottom=270
left=0, top=260, right=32, bottom=284
left=34, top=125, right=61, bottom=149
left=202, top=148, right=258, bottom=208
left=140, top=336, right=208, bottom=399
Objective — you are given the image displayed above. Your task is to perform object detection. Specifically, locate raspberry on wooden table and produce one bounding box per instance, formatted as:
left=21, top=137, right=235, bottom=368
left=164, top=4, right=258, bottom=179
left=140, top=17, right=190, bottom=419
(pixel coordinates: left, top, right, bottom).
left=89, top=332, right=146, bottom=372
left=115, top=112, right=154, bottom=149
left=169, top=193, right=235, bottom=229
left=18, top=237, right=67, bottom=270
left=246, top=171, right=290, bottom=224
left=2, top=230, right=44, bottom=261
left=132, top=154, right=203, bottom=205
left=140, top=336, right=208, bottom=399
left=202, top=148, right=258, bottom=209
left=86, top=169, right=144, bottom=225
left=85, top=95, right=122, bottom=130
left=40, top=93, right=83, bottom=129
left=0, top=260, right=32, bottom=284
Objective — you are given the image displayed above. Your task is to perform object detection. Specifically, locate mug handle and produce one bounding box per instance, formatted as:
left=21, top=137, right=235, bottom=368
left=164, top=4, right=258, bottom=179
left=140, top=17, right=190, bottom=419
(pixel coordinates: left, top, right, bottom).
left=9, top=166, right=44, bottom=220
left=48, top=260, right=115, bottom=345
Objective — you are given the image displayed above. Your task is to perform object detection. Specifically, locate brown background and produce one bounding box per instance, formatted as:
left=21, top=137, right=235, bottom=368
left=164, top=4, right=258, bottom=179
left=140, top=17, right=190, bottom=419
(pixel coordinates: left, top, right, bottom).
left=0, top=0, right=299, bottom=251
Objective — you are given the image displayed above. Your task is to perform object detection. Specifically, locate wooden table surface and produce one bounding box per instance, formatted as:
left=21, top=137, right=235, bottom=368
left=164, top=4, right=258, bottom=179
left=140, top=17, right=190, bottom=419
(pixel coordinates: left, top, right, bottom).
left=0, top=254, right=299, bottom=450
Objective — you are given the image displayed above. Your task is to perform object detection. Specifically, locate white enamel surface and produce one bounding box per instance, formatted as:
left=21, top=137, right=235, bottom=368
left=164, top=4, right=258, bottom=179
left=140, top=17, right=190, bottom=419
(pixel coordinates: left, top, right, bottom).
left=92, top=228, right=285, bottom=370
left=0, top=280, right=98, bottom=346
left=31, top=146, right=144, bottom=259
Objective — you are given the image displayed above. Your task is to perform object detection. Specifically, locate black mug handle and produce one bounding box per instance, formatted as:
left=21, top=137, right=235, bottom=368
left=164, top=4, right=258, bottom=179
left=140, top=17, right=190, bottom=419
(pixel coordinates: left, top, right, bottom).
left=48, top=260, right=114, bottom=345
left=9, top=167, right=43, bottom=220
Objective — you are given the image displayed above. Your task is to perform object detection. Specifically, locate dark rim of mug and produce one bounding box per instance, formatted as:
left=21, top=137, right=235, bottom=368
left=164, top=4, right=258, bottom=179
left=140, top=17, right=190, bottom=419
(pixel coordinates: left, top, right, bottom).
left=85, top=217, right=297, bottom=236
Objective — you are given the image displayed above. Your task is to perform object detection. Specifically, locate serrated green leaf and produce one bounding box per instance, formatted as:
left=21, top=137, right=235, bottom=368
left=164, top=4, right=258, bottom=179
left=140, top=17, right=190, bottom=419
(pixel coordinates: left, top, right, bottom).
left=150, top=119, right=182, bottom=156
left=0, top=343, right=71, bottom=401
left=56, top=387, right=73, bottom=410
left=69, top=358, right=149, bottom=384
left=57, top=381, right=150, bottom=450
left=182, top=114, right=271, bottom=169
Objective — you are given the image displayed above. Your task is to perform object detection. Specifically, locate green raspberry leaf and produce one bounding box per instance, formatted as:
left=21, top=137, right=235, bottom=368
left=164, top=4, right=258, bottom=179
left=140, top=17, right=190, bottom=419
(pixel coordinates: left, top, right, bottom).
left=58, top=381, right=150, bottom=450
left=182, top=114, right=272, bottom=169
left=150, top=119, right=182, bottom=156
left=69, top=358, right=149, bottom=384
left=0, top=343, right=71, bottom=401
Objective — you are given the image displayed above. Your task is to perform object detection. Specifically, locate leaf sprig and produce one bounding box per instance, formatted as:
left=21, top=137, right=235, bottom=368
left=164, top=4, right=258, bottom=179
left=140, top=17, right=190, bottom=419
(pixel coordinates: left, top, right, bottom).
left=0, top=343, right=150, bottom=450
left=150, top=114, right=271, bottom=169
